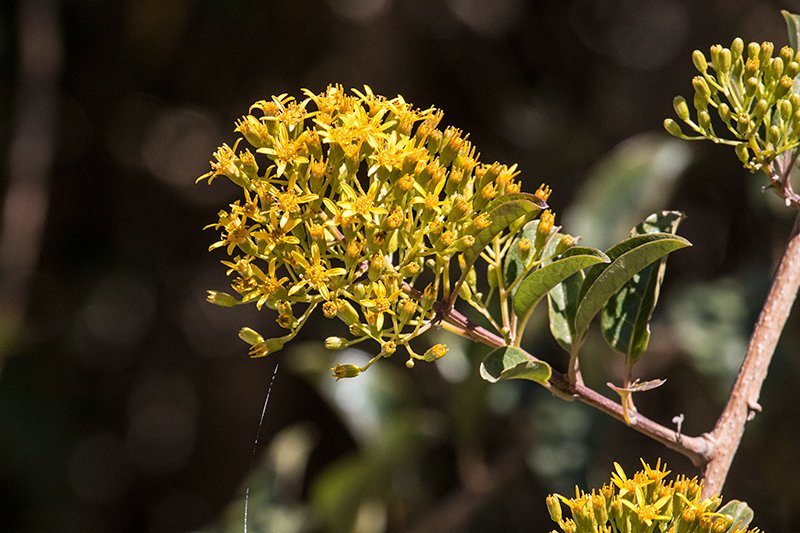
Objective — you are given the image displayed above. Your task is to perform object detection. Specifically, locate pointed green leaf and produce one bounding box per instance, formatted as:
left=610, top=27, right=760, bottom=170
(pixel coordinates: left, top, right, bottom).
left=601, top=212, right=686, bottom=361
left=453, top=195, right=546, bottom=300
left=462, top=196, right=547, bottom=268
left=548, top=269, right=585, bottom=353
left=480, top=345, right=552, bottom=384
left=503, top=219, right=541, bottom=292
left=783, top=10, right=800, bottom=52
left=574, top=233, right=691, bottom=341
left=514, top=246, right=609, bottom=320
left=481, top=191, right=547, bottom=215
left=717, top=500, right=754, bottom=532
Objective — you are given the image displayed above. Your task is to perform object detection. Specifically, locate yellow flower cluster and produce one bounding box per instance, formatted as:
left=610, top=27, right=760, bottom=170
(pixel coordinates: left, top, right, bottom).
left=199, top=85, right=536, bottom=369
left=547, top=460, right=760, bottom=533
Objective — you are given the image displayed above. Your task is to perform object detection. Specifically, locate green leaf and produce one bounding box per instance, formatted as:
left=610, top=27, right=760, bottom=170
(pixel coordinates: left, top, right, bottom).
left=601, top=212, right=686, bottom=362
left=514, top=246, right=609, bottom=321
left=503, top=219, right=541, bottom=293
left=462, top=195, right=546, bottom=268
left=453, top=195, right=546, bottom=299
left=783, top=10, right=800, bottom=52
left=481, top=191, right=547, bottom=215
left=574, top=233, right=691, bottom=341
left=717, top=500, right=754, bottom=532
left=548, top=270, right=585, bottom=353
left=480, top=345, right=552, bottom=384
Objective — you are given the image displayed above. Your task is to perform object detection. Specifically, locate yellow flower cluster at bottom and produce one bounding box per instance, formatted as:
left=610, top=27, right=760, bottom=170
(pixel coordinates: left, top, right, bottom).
left=547, top=460, right=760, bottom=533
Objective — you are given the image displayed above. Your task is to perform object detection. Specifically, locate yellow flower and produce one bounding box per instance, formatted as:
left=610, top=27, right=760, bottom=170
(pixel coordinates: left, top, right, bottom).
left=290, top=243, right=346, bottom=300
left=208, top=214, right=259, bottom=255
left=359, top=280, right=403, bottom=331
left=197, top=140, right=242, bottom=184
left=257, top=124, right=309, bottom=176
left=338, top=181, right=388, bottom=221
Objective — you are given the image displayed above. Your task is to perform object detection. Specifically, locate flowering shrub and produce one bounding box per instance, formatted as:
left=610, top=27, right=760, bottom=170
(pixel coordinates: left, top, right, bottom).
left=199, top=85, right=555, bottom=375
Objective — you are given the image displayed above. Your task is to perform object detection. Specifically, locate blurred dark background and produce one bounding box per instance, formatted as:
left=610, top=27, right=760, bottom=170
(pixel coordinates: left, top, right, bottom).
left=1, top=0, right=799, bottom=532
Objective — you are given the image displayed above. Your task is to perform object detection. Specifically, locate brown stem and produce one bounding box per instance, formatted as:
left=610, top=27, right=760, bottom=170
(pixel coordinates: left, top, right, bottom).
left=701, top=211, right=800, bottom=497
left=437, top=294, right=714, bottom=466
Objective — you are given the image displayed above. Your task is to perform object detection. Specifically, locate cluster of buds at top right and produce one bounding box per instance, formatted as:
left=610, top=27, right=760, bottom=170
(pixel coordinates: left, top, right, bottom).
left=665, top=39, right=800, bottom=173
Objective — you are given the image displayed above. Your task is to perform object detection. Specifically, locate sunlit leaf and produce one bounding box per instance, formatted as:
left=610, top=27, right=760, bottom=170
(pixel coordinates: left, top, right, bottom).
left=479, top=345, right=551, bottom=384
left=783, top=10, right=800, bottom=52
left=453, top=195, right=547, bottom=299
left=462, top=195, right=547, bottom=269
left=503, top=219, right=542, bottom=293
left=717, top=500, right=754, bottom=532
left=574, top=233, right=692, bottom=341
left=548, top=269, right=585, bottom=353
left=514, top=246, right=609, bottom=321
left=601, top=212, right=686, bottom=362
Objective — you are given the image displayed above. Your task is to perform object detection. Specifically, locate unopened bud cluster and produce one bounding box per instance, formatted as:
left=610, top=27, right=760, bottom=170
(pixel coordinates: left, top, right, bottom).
left=665, top=39, right=800, bottom=173
left=548, top=460, right=760, bottom=533
left=199, top=85, right=557, bottom=375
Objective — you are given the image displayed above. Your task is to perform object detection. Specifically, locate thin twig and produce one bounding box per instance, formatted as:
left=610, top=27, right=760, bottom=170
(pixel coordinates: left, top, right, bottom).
left=437, top=294, right=714, bottom=466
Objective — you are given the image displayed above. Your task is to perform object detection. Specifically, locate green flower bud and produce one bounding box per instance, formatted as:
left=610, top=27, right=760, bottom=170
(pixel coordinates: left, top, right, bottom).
left=793, top=111, right=800, bottom=133
left=592, top=494, right=608, bottom=529
left=786, top=61, right=800, bottom=79
left=697, top=515, right=714, bottom=533
left=718, top=102, right=731, bottom=123
left=423, top=343, right=448, bottom=362
left=348, top=323, right=369, bottom=337
left=545, top=495, right=562, bottom=524
left=694, top=92, right=708, bottom=111
left=747, top=41, right=760, bottom=60
left=336, top=298, right=361, bottom=326
left=663, top=118, right=684, bottom=137
left=768, top=57, right=784, bottom=81
left=780, top=99, right=793, bottom=120
left=555, top=234, right=575, bottom=256
left=673, top=96, right=690, bottom=120
left=792, top=94, right=800, bottom=114
left=420, top=282, right=437, bottom=312
left=736, top=112, right=750, bottom=136
left=692, top=50, right=708, bottom=73
left=753, top=99, right=768, bottom=120
left=720, top=47, right=732, bottom=73
left=768, top=125, right=781, bottom=146
left=731, top=37, right=744, bottom=63
left=249, top=337, right=285, bottom=358
left=517, top=237, right=532, bottom=262
left=776, top=75, right=794, bottom=100
left=206, top=290, right=239, bottom=307
left=239, top=327, right=264, bottom=346
left=324, top=336, right=350, bottom=350
left=487, top=264, right=498, bottom=288
left=735, top=143, right=750, bottom=164
left=745, top=77, right=759, bottom=98
left=698, top=110, right=712, bottom=132
left=710, top=44, right=731, bottom=74
left=759, top=41, right=774, bottom=65
left=692, top=76, right=711, bottom=99
left=331, top=363, right=361, bottom=380
left=780, top=45, right=795, bottom=65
